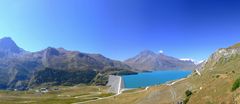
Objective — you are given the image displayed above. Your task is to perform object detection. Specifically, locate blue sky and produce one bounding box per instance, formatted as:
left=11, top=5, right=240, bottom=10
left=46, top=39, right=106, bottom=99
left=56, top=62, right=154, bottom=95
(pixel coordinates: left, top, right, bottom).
left=0, top=0, right=240, bottom=61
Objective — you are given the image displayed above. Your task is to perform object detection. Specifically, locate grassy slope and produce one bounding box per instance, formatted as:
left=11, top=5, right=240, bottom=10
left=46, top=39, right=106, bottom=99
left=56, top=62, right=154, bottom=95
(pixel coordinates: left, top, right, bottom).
left=89, top=79, right=192, bottom=104
left=186, top=54, right=240, bottom=104
left=0, top=85, right=112, bottom=104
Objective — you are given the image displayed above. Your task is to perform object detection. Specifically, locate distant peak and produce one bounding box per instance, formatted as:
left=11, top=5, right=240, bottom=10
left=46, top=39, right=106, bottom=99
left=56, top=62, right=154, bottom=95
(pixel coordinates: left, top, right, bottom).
left=45, top=47, right=60, bottom=52
left=0, top=37, right=14, bottom=43
left=46, top=47, right=56, bottom=50
left=140, top=50, right=156, bottom=54
left=44, top=47, right=59, bottom=56
left=0, top=37, right=24, bottom=55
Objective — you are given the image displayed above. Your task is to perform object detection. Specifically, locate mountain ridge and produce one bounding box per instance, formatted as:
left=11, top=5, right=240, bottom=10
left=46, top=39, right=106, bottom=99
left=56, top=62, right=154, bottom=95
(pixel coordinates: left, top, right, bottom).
left=124, top=50, right=196, bottom=71
left=0, top=37, right=25, bottom=58
left=0, top=37, right=135, bottom=90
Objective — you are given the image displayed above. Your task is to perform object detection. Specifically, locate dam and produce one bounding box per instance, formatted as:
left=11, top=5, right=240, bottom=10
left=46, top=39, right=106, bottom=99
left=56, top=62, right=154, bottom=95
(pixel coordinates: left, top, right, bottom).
left=106, top=75, right=125, bottom=94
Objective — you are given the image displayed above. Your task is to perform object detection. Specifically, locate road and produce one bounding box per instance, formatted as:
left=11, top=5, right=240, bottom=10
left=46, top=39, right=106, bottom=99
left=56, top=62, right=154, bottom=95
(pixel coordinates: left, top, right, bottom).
left=195, top=69, right=201, bottom=76
left=166, top=78, right=186, bottom=104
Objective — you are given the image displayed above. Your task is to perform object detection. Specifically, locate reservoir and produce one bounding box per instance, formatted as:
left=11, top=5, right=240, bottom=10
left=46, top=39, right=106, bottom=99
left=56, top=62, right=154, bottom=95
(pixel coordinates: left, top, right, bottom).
left=122, top=70, right=192, bottom=88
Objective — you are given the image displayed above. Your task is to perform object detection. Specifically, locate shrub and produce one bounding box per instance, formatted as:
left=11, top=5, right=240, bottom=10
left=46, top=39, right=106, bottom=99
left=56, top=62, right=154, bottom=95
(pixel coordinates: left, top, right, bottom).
left=32, top=68, right=97, bottom=86
left=185, top=90, right=192, bottom=97
left=183, top=97, right=190, bottom=104
left=232, top=77, right=240, bottom=91
left=183, top=90, right=193, bottom=104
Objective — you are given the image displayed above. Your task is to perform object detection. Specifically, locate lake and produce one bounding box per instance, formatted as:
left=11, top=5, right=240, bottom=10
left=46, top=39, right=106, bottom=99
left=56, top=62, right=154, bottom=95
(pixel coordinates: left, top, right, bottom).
left=122, top=70, right=192, bottom=88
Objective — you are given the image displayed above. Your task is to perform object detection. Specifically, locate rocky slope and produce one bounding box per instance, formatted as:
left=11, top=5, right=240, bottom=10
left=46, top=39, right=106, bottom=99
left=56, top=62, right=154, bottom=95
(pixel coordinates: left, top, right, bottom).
left=0, top=37, right=134, bottom=90
left=124, top=50, right=196, bottom=71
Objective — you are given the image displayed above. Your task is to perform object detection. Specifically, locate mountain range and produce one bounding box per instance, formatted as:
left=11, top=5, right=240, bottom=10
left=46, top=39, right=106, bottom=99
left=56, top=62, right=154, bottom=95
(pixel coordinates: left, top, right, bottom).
left=124, top=50, right=196, bottom=71
left=0, top=37, right=196, bottom=90
left=3, top=37, right=239, bottom=103
left=0, top=37, right=135, bottom=90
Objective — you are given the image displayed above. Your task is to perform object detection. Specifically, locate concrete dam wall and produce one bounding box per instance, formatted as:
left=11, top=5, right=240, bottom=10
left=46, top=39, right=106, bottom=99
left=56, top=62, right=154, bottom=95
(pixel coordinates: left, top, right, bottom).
left=106, top=75, right=125, bottom=94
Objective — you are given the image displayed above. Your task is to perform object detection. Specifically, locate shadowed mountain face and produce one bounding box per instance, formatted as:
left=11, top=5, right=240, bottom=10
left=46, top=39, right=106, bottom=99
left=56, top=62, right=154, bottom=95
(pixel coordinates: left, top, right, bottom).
left=0, top=37, right=24, bottom=58
left=39, top=47, right=131, bottom=71
left=0, top=37, right=133, bottom=90
left=124, top=50, right=196, bottom=71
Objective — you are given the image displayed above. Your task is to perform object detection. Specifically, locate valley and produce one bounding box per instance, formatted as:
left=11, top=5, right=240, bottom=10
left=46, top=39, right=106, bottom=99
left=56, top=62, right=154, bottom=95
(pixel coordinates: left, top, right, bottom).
left=1, top=0, right=240, bottom=103
left=1, top=37, right=240, bottom=104
left=0, top=85, right=112, bottom=104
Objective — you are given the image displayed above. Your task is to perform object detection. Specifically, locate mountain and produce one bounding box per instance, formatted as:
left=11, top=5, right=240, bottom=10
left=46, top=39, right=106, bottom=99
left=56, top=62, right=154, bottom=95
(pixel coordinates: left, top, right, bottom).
left=124, top=50, right=196, bottom=71
left=0, top=37, right=25, bottom=58
left=38, top=47, right=131, bottom=71
left=0, top=37, right=135, bottom=90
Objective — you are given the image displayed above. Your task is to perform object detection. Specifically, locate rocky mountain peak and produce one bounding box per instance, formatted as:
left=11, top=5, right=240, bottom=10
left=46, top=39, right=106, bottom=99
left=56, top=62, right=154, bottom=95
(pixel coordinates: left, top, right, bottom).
left=0, top=37, right=21, bottom=51
left=0, top=37, right=24, bottom=57
left=44, top=47, right=60, bottom=56
left=139, top=50, right=157, bottom=56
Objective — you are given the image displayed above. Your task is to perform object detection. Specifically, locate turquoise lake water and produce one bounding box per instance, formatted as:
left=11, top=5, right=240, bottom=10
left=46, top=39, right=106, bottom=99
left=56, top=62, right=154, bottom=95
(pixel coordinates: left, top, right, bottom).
left=122, top=70, right=192, bottom=88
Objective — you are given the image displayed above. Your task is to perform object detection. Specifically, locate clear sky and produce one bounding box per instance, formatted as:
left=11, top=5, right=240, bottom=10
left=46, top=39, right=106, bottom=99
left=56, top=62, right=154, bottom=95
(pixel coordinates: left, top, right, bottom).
left=0, top=0, right=240, bottom=61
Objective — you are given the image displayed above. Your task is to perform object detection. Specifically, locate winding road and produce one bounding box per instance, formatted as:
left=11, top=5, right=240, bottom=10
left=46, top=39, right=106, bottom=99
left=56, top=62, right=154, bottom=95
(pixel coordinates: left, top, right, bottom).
left=166, top=78, right=186, bottom=104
